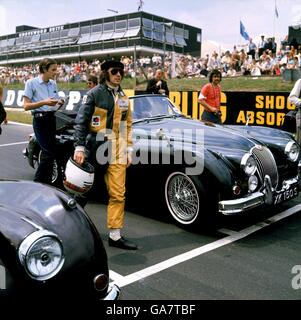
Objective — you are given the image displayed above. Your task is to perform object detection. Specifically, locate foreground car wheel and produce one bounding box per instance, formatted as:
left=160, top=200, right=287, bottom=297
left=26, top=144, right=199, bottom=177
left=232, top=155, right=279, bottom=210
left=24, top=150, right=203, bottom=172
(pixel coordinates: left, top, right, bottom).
left=165, top=171, right=202, bottom=225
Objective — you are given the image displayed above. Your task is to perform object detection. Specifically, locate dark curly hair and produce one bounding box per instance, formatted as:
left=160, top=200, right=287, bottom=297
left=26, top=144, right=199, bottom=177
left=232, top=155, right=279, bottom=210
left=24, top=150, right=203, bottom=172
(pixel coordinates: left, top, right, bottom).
left=209, top=69, right=222, bottom=83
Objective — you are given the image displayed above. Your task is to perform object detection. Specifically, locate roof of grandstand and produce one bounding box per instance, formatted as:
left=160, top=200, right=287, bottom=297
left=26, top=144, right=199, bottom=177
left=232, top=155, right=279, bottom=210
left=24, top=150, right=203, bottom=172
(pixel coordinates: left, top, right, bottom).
left=0, top=11, right=202, bottom=66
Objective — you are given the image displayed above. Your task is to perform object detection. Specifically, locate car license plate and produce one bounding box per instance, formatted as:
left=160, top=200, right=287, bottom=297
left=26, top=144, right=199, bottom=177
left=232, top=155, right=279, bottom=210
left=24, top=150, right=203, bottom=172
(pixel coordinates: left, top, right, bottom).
left=274, top=186, right=298, bottom=205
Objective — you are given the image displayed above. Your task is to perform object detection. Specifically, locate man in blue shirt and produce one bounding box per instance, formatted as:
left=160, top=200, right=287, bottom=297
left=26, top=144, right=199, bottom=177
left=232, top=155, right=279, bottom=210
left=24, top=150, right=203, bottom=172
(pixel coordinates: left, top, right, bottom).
left=23, top=58, right=64, bottom=184
left=0, top=86, right=7, bottom=135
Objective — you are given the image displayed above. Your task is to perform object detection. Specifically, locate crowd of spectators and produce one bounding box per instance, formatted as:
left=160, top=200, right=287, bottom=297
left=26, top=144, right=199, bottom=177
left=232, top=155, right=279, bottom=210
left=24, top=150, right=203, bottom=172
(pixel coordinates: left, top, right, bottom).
left=1, top=40, right=301, bottom=85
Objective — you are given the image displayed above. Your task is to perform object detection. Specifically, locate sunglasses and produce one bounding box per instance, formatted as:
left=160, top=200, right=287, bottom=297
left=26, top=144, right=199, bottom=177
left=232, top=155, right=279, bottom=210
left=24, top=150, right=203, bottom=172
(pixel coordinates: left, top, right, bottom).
left=110, top=68, right=124, bottom=76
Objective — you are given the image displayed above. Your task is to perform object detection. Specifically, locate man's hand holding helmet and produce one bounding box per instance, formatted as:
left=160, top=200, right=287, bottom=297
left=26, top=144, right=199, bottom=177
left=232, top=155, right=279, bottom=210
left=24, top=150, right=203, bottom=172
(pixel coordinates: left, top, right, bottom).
left=74, top=149, right=85, bottom=166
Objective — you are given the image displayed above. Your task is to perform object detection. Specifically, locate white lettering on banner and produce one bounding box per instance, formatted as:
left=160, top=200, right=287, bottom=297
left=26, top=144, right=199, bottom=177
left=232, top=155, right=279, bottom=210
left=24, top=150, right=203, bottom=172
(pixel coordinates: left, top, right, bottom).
left=48, top=26, right=64, bottom=33
left=17, top=90, right=25, bottom=107
left=4, top=90, right=16, bottom=106
left=0, top=265, right=6, bottom=289
left=4, top=90, right=67, bottom=108
left=19, top=26, right=64, bottom=37
left=19, top=28, right=47, bottom=37
left=82, top=94, right=88, bottom=104
left=66, top=91, right=81, bottom=110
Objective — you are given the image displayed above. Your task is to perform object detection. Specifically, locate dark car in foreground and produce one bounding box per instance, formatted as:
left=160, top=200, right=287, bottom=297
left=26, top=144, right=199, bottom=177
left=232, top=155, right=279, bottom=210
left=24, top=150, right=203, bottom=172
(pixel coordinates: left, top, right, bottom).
left=0, top=180, right=120, bottom=301
left=23, top=94, right=301, bottom=228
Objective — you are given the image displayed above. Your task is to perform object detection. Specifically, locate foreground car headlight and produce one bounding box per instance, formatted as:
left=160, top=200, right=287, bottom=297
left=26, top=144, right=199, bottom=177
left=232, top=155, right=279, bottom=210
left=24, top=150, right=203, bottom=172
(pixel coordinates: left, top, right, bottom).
left=18, top=230, right=65, bottom=281
left=285, top=141, right=300, bottom=162
left=241, top=153, right=257, bottom=176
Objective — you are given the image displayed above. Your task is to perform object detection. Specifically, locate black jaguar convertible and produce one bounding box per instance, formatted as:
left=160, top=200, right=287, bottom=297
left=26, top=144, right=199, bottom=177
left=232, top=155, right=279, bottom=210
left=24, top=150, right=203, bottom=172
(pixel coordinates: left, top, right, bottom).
left=23, top=94, right=301, bottom=228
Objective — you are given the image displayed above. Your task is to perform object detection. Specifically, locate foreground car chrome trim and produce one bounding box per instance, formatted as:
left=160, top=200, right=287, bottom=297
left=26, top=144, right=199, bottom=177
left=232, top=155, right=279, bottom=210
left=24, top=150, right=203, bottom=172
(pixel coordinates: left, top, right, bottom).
left=102, top=284, right=121, bottom=300
left=219, top=175, right=300, bottom=215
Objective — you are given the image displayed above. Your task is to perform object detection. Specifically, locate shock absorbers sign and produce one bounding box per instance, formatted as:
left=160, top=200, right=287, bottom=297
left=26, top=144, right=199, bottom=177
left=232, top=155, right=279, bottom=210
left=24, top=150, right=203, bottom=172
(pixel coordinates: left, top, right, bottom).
left=232, top=93, right=295, bottom=127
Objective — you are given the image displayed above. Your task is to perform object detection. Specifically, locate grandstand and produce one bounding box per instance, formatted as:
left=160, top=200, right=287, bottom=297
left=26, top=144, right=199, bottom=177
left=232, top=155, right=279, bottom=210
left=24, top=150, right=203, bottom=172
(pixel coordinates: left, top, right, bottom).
left=0, top=11, right=202, bottom=65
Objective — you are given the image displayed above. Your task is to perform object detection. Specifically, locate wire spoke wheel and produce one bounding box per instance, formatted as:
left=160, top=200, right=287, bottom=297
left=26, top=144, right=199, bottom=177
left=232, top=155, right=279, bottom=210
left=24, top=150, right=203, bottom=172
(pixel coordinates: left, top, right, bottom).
left=51, top=160, right=59, bottom=184
left=165, top=172, right=200, bottom=225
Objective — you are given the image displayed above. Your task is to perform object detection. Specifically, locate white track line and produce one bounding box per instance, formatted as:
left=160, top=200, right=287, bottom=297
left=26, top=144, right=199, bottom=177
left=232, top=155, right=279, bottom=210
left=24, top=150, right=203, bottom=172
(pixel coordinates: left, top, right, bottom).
left=111, top=204, right=301, bottom=288
left=0, top=141, right=28, bottom=147
left=218, top=228, right=239, bottom=236
left=0, top=122, right=31, bottom=148
left=8, top=121, right=32, bottom=127
left=109, top=270, right=125, bottom=282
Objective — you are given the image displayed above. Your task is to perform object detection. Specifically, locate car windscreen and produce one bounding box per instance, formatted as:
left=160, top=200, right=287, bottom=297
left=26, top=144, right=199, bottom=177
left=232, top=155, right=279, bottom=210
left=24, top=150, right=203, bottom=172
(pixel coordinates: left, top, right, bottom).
left=130, top=96, right=181, bottom=120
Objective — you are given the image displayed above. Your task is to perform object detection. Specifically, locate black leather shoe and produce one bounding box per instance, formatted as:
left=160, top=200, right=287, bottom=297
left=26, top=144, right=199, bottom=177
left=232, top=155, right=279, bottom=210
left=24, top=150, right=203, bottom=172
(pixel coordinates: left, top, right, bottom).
left=108, top=237, right=138, bottom=250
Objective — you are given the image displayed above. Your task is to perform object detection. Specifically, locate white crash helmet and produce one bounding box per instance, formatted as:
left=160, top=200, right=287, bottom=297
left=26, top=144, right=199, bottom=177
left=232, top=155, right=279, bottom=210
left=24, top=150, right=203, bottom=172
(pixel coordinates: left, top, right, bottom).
left=63, top=157, right=95, bottom=195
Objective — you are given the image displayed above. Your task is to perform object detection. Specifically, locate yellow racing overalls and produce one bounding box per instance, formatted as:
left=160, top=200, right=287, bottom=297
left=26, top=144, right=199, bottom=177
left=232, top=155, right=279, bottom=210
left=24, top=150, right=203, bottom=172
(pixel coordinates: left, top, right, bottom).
left=74, top=83, right=132, bottom=229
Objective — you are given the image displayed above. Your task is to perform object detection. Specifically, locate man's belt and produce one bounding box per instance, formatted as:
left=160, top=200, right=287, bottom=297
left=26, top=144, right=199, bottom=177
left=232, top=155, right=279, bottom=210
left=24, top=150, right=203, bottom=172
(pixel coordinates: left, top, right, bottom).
left=33, top=111, right=55, bottom=118
left=204, top=110, right=221, bottom=116
left=213, top=111, right=222, bottom=116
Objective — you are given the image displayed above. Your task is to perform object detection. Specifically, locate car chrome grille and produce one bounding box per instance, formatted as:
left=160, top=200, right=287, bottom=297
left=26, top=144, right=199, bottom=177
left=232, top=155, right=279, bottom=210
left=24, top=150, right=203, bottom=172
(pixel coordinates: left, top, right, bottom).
left=251, top=145, right=279, bottom=188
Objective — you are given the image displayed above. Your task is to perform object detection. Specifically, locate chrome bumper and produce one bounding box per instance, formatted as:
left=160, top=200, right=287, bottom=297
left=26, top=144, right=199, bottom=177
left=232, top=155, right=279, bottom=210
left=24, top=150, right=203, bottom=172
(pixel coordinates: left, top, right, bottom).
left=219, top=175, right=300, bottom=215
left=102, top=284, right=121, bottom=300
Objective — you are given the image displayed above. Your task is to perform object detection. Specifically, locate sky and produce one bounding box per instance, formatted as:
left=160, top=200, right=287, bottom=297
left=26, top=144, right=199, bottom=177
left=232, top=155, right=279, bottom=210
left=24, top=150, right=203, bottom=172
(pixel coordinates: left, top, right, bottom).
left=0, top=0, right=301, bottom=52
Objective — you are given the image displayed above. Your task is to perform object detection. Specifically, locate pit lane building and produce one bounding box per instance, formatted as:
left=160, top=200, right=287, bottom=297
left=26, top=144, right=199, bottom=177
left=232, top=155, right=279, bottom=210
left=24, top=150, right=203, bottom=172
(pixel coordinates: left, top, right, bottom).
left=0, top=11, right=202, bottom=65
left=288, top=24, right=301, bottom=48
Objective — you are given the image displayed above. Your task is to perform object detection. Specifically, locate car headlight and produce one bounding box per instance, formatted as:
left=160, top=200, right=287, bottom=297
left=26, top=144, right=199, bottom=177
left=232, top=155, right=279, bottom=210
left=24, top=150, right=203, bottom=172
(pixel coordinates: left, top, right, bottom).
left=248, top=175, right=258, bottom=192
left=18, top=230, right=65, bottom=281
left=241, top=153, right=257, bottom=176
left=285, top=141, right=300, bottom=162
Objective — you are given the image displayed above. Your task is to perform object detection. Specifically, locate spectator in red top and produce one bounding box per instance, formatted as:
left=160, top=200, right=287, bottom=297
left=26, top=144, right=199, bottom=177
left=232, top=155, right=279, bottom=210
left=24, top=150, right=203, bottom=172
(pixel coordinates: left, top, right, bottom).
left=198, top=69, right=222, bottom=124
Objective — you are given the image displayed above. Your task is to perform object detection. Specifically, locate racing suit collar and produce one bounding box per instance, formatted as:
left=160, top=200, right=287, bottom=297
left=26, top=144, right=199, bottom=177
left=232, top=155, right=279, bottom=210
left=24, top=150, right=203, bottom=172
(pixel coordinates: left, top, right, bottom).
left=106, top=82, right=120, bottom=94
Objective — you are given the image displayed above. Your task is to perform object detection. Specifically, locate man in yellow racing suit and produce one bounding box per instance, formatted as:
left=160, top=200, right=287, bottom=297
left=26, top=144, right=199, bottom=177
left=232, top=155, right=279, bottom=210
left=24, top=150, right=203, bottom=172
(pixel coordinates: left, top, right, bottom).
left=73, top=60, right=137, bottom=250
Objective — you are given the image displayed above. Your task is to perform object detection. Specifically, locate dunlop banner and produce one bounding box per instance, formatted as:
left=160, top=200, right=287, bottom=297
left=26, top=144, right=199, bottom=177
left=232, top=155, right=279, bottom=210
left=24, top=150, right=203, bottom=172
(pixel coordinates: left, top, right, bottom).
left=3, top=89, right=295, bottom=129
